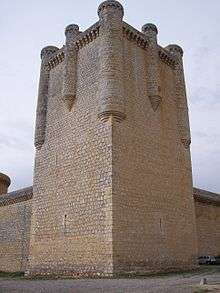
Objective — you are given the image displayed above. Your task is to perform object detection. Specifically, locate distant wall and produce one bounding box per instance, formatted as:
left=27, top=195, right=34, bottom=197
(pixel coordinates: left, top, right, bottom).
left=194, top=188, right=220, bottom=257
left=0, top=187, right=32, bottom=272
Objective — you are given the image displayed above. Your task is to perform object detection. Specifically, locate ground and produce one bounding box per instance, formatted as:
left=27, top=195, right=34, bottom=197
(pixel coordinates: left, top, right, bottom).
left=0, top=267, right=220, bottom=293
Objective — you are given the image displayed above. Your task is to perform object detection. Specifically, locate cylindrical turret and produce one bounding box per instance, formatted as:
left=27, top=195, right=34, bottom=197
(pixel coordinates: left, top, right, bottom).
left=0, top=173, right=11, bottom=195
left=97, top=0, right=126, bottom=122
left=142, top=23, right=162, bottom=111
left=166, top=44, right=191, bottom=149
left=62, top=24, right=80, bottom=111
left=34, top=45, right=59, bottom=150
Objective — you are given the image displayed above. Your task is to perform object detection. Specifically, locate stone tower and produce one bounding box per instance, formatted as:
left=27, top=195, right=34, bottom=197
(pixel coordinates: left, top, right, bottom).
left=0, top=173, right=11, bottom=195
left=28, top=0, right=198, bottom=276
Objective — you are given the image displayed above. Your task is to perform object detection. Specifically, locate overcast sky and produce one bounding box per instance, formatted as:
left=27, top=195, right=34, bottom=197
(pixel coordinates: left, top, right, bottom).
left=0, top=0, right=220, bottom=193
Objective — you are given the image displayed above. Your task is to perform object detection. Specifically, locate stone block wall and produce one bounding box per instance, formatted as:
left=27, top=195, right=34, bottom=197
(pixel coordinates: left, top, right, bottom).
left=111, top=36, right=198, bottom=274
left=0, top=188, right=32, bottom=272
left=194, top=188, right=220, bottom=257
left=28, top=4, right=198, bottom=274
left=28, top=33, right=114, bottom=276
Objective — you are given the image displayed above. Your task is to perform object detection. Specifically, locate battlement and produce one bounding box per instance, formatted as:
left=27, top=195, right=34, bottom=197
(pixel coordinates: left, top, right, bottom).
left=44, top=21, right=178, bottom=72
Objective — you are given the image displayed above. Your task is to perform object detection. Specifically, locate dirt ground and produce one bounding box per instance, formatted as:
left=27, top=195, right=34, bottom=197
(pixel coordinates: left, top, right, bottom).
left=0, top=267, right=220, bottom=293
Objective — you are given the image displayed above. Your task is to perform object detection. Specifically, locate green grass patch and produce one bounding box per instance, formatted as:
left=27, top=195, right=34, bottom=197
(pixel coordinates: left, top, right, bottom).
left=0, top=271, right=24, bottom=278
left=193, top=289, right=210, bottom=293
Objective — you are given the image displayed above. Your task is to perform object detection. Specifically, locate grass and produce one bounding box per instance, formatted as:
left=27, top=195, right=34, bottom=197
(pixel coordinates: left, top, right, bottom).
left=0, top=271, right=24, bottom=278
left=193, top=289, right=210, bottom=293
left=0, top=265, right=219, bottom=280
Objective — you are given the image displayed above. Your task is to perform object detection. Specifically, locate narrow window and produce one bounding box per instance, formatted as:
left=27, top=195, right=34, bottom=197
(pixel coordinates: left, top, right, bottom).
left=64, top=214, right=67, bottom=234
left=159, top=218, right=165, bottom=235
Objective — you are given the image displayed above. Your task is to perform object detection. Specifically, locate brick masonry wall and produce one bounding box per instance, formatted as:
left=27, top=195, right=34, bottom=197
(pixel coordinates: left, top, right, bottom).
left=195, top=201, right=220, bottom=256
left=0, top=199, right=32, bottom=272
left=111, top=37, right=198, bottom=274
left=28, top=37, right=114, bottom=277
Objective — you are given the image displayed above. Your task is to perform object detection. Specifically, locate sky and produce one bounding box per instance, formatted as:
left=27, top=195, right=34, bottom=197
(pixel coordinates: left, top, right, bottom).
left=0, top=0, right=220, bottom=193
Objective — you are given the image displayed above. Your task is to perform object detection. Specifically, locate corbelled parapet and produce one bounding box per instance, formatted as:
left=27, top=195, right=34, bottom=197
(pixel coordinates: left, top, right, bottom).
left=34, top=45, right=59, bottom=150
left=97, top=0, right=126, bottom=122
left=0, top=173, right=11, bottom=195
left=166, top=44, right=191, bottom=149
left=62, top=24, right=80, bottom=111
left=142, top=23, right=162, bottom=111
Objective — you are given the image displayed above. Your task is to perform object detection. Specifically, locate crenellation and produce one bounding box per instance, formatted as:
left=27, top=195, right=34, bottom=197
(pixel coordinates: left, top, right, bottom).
left=47, top=49, right=65, bottom=70
left=158, top=47, right=177, bottom=68
left=123, top=23, right=149, bottom=50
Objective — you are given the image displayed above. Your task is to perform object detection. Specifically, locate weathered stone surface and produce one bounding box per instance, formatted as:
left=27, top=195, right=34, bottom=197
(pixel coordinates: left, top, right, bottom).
left=34, top=46, right=59, bottom=150
left=62, top=24, right=80, bottom=110
left=0, top=0, right=219, bottom=277
left=194, top=188, right=220, bottom=257
left=0, top=188, right=32, bottom=272
left=29, top=0, right=199, bottom=276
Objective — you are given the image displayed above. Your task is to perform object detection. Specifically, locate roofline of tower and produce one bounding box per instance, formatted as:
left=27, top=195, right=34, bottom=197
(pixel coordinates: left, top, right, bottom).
left=0, top=172, right=11, bottom=187
left=44, top=20, right=179, bottom=72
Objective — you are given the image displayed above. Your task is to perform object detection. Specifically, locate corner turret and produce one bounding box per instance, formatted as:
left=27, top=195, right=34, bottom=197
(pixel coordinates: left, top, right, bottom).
left=62, top=24, right=80, bottom=110
left=35, top=45, right=59, bottom=149
left=142, top=23, right=161, bottom=111
left=166, top=43, right=191, bottom=148
left=0, top=173, right=11, bottom=195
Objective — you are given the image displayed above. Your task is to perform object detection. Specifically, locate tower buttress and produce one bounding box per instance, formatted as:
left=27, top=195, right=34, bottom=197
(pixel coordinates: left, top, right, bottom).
left=166, top=44, right=191, bottom=148
left=142, top=23, right=162, bottom=111
left=97, top=0, right=126, bottom=122
left=34, top=46, right=59, bottom=150
left=62, top=24, right=80, bottom=111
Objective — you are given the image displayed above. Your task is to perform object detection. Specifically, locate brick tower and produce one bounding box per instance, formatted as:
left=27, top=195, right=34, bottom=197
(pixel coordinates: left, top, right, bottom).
left=28, top=0, right=198, bottom=276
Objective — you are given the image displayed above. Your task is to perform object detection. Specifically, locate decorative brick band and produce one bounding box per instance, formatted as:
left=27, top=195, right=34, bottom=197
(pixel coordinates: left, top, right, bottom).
left=46, top=23, right=100, bottom=71
left=98, top=110, right=126, bottom=123
left=45, top=22, right=177, bottom=72
left=47, top=49, right=65, bottom=70
left=123, top=22, right=149, bottom=50
left=75, top=24, right=100, bottom=50
left=123, top=22, right=177, bottom=69
left=158, top=47, right=177, bottom=68
left=0, top=187, right=33, bottom=207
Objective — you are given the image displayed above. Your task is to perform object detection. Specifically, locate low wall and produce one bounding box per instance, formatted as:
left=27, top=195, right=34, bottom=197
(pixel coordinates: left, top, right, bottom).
left=194, top=188, right=220, bottom=257
left=0, top=187, right=32, bottom=272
